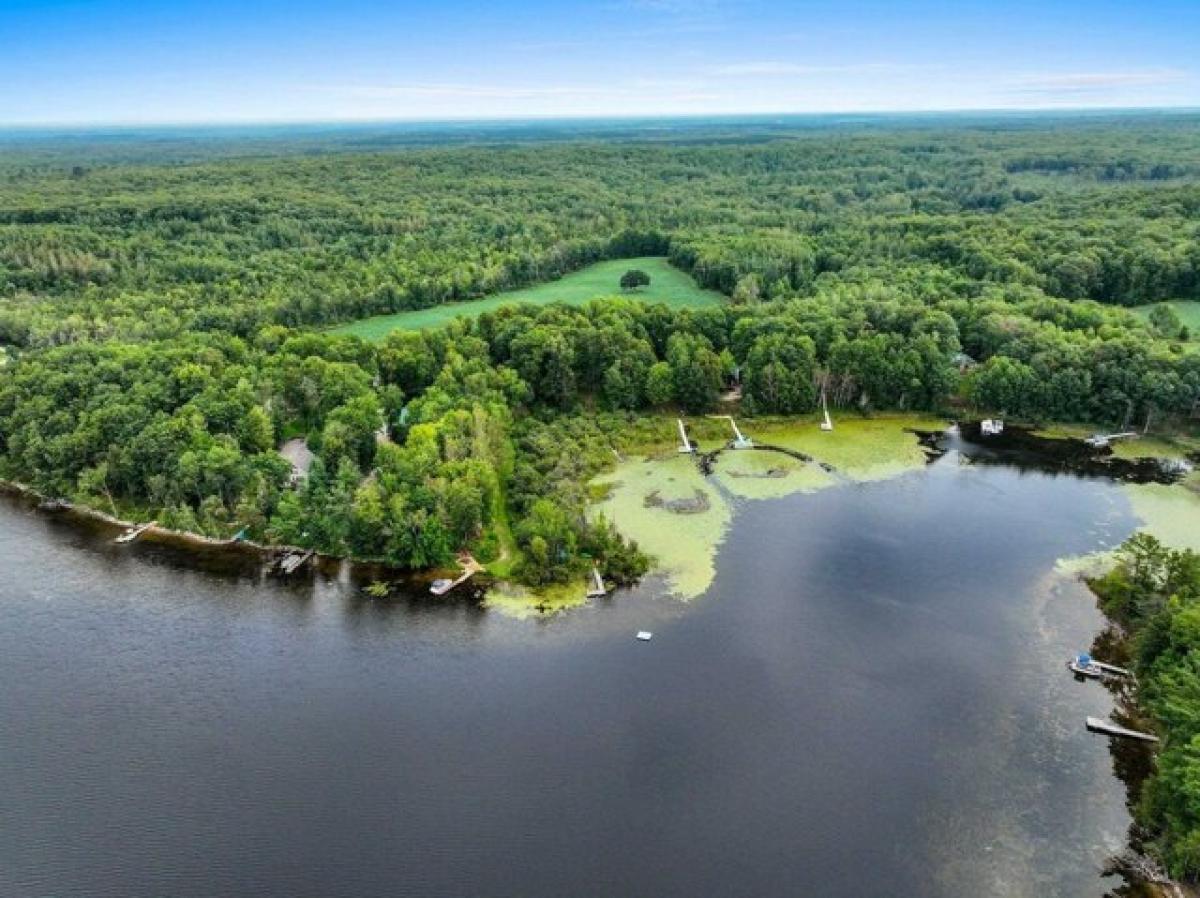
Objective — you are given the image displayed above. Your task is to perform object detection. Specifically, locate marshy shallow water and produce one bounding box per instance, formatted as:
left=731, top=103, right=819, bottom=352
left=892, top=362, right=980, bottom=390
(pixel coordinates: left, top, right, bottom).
left=2, top=430, right=1197, bottom=897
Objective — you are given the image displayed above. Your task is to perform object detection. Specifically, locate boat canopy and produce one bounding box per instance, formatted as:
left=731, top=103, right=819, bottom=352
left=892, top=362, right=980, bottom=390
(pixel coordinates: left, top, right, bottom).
left=1077, top=653, right=1092, bottom=665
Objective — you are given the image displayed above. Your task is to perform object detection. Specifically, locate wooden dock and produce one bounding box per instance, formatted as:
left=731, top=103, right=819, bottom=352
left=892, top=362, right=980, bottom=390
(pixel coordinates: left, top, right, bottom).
left=277, top=549, right=314, bottom=575
left=114, top=521, right=156, bottom=544
left=1086, top=716, right=1159, bottom=743
left=430, top=554, right=482, bottom=596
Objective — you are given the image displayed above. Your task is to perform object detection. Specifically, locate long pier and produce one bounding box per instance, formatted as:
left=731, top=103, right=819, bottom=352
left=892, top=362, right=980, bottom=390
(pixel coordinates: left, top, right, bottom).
left=1093, top=660, right=1132, bottom=678
left=1086, top=716, right=1159, bottom=743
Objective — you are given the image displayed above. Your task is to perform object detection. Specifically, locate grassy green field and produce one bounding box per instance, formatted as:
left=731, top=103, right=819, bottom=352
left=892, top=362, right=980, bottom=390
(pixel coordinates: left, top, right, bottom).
left=1133, top=300, right=1200, bottom=343
left=332, top=257, right=724, bottom=340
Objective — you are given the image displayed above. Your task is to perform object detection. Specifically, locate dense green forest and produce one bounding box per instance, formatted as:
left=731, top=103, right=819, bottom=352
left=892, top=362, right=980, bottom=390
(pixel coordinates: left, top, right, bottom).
left=0, top=115, right=1197, bottom=575
left=3, top=116, right=1200, bottom=347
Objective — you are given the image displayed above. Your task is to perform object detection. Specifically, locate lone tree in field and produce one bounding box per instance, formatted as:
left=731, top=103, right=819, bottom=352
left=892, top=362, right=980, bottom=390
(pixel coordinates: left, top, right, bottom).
left=620, top=269, right=651, bottom=292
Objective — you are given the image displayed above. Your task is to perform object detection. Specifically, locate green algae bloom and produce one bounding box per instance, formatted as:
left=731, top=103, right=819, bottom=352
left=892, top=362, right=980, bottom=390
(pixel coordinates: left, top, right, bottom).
left=1124, top=479, right=1200, bottom=552
left=590, top=454, right=733, bottom=600
left=747, top=414, right=944, bottom=481
left=712, top=450, right=835, bottom=501
left=484, top=581, right=590, bottom=620
left=590, top=415, right=944, bottom=600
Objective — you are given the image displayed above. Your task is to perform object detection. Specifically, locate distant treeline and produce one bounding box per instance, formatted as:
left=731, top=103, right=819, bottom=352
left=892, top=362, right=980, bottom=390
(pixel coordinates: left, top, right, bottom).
left=2, top=117, right=1200, bottom=347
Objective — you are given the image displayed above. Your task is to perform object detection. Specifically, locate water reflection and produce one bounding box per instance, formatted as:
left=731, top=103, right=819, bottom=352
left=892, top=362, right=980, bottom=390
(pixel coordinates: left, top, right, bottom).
left=0, top=444, right=1150, bottom=897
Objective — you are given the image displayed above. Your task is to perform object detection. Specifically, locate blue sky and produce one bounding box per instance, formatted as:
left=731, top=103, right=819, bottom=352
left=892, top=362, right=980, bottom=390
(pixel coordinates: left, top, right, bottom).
left=2, top=0, right=1198, bottom=124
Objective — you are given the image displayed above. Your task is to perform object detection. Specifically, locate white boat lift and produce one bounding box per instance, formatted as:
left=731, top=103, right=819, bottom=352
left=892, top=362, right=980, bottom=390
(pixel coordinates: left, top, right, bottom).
left=586, top=566, right=608, bottom=599
left=1085, top=432, right=1139, bottom=449
left=677, top=419, right=695, bottom=454
left=709, top=415, right=753, bottom=449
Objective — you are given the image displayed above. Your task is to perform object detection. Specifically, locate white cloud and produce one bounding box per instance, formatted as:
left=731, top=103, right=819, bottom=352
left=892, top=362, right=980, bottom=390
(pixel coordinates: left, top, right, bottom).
left=344, top=83, right=613, bottom=100
left=319, top=80, right=719, bottom=106
left=1011, top=69, right=1191, bottom=95
left=712, top=61, right=932, bottom=77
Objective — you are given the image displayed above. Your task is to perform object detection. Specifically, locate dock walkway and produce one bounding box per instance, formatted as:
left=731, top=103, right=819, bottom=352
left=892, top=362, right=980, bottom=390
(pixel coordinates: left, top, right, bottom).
left=431, top=554, right=483, bottom=596
left=1086, top=716, right=1159, bottom=743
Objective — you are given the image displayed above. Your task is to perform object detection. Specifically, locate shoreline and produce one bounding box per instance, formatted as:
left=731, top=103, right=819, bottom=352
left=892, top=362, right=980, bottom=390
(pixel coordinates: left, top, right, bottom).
left=3, top=418, right=1194, bottom=611
left=1077, top=569, right=1196, bottom=898
left=0, top=478, right=466, bottom=594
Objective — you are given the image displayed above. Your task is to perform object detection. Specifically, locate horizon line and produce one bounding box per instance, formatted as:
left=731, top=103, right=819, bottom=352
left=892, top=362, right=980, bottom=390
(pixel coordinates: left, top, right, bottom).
left=2, top=104, right=1199, bottom=132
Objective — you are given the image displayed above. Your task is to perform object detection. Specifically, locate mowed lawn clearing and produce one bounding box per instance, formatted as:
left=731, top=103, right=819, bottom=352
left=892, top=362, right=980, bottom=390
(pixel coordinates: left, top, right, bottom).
left=1134, top=300, right=1200, bottom=344
left=332, top=257, right=724, bottom=340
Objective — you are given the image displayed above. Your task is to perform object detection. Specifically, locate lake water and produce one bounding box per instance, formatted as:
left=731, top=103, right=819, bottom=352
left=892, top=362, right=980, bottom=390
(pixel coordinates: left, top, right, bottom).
left=0, top=439, right=1145, bottom=897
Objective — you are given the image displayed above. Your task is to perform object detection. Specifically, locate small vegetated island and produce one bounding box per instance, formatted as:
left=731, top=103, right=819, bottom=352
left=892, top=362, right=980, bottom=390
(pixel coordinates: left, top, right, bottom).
left=2, top=117, right=1200, bottom=874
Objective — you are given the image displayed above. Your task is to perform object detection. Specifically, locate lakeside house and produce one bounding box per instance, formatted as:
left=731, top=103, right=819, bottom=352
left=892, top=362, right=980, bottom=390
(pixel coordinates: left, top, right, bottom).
left=951, top=351, right=978, bottom=373
left=279, top=438, right=315, bottom=485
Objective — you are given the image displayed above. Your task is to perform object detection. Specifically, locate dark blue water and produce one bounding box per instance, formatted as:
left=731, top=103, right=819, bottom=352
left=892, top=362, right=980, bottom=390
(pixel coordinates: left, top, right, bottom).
left=0, top=449, right=1139, bottom=897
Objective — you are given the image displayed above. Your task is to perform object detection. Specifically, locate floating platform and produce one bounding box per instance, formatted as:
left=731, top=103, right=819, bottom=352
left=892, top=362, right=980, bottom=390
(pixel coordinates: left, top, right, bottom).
left=1086, top=716, right=1159, bottom=743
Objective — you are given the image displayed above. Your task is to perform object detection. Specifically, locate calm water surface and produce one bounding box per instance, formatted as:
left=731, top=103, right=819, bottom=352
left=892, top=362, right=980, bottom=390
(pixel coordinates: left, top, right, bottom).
left=0, top=444, right=1142, bottom=897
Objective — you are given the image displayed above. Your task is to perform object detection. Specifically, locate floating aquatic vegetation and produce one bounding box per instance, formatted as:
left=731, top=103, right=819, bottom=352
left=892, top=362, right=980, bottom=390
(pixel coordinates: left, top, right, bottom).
left=712, top=450, right=834, bottom=501
left=1123, top=481, right=1200, bottom=552
left=589, top=454, right=732, bottom=600
left=748, top=414, right=946, bottom=481
left=589, top=416, right=942, bottom=599
left=484, top=580, right=589, bottom=620
left=643, top=488, right=711, bottom=514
